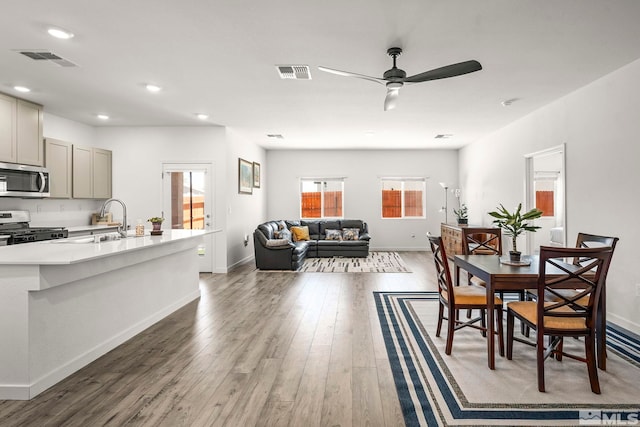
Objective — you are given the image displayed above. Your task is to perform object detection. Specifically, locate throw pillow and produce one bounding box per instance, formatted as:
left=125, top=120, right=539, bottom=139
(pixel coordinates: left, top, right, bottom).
left=274, top=223, right=292, bottom=242
left=342, top=228, right=360, bottom=241
left=325, top=229, right=342, bottom=241
left=290, top=225, right=310, bottom=242
left=265, top=239, right=291, bottom=247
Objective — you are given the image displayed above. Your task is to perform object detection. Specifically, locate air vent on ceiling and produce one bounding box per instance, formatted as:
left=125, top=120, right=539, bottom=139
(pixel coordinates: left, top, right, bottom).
left=434, top=134, right=453, bottom=139
left=17, top=50, right=78, bottom=67
left=267, top=134, right=284, bottom=139
left=276, top=65, right=311, bottom=80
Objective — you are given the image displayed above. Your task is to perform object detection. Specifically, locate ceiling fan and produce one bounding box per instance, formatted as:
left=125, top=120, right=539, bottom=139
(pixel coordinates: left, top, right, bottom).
left=318, top=47, right=482, bottom=111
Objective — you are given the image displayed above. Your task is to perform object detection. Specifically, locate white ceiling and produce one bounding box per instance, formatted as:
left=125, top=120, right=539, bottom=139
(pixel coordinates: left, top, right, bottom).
left=2, top=0, right=640, bottom=150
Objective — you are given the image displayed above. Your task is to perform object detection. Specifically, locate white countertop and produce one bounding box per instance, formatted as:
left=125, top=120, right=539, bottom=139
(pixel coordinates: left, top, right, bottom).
left=0, top=229, right=210, bottom=265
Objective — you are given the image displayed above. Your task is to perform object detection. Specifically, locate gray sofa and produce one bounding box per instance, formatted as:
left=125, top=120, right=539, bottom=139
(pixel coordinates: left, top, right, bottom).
left=254, top=219, right=371, bottom=270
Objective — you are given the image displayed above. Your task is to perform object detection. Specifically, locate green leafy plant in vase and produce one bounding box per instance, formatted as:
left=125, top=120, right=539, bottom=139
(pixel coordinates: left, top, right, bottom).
left=488, top=203, right=542, bottom=262
left=454, top=204, right=468, bottom=225
left=148, top=217, right=164, bottom=232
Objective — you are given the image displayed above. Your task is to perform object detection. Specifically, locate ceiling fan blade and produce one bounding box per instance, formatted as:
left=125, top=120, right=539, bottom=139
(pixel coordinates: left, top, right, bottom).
left=318, top=66, right=386, bottom=85
left=403, top=60, right=482, bottom=83
left=384, top=87, right=400, bottom=111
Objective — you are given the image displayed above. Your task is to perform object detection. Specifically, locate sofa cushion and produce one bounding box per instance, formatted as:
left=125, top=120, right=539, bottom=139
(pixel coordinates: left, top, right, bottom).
left=320, top=220, right=340, bottom=236
left=342, top=228, right=360, bottom=241
left=341, top=219, right=365, bottom=231
left=325, top=229, right=342, bottom=240
left=301, top=220, right=320, bottom=237
left=265, top=239, right=291, bottom=247
left=290, top=225, right=310, bottom=241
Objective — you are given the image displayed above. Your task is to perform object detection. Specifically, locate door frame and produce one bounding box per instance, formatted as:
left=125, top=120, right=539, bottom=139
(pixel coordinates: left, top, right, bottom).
left=161, top=162, right=214, bottom=272
left=524, top=144, right=566, bottom=254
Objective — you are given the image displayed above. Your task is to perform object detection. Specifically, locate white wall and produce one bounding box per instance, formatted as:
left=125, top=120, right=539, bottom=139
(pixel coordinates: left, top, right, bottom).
left=266, top=149, right=458, bottom=250
left=459, top=57, right=640, bottom=333
left=94, top=126, right=229, bottom=272
left=225, top=128, right=266, bottom=269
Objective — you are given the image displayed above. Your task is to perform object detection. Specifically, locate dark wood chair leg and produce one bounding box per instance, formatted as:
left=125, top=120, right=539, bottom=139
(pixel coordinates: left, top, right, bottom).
left=436, top=302, right=444, bottom=337
left=445, top=307, right=455, bottom=355
left=585, top=335, right=601, bottom=394
left=496, top=307, right=504, bottom=357
left=537, top=328, right=546, bottom=392
left=506, top=310, right=514, bottom=360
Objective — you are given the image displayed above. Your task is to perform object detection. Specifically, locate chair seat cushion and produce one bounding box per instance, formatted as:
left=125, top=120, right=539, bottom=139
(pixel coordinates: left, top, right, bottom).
left=442, top=285, right=502, bottom=306
left=507, top=301, right=587, bottom=330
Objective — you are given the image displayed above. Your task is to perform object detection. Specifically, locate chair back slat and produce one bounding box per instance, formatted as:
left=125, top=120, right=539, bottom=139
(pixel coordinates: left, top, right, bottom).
left=537, top=246, right=614, bottom=327
left=574, top=233, right=619, bottom=266
left=461, top=227, right=502, bottom=256
left=428, top=235, right=454, bottom=304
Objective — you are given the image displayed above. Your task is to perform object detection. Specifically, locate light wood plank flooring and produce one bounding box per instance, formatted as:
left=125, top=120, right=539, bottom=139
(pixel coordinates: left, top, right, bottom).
left=0, top=252, right=437, bottom=427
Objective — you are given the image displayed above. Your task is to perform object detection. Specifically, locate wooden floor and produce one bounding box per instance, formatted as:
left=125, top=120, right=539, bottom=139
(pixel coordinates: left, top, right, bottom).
left=0, top=252, right=437, bottom=427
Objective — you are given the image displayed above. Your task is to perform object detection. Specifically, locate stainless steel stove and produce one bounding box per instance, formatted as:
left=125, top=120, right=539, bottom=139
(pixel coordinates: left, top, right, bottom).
left=0, top=210, right=68, bottom=245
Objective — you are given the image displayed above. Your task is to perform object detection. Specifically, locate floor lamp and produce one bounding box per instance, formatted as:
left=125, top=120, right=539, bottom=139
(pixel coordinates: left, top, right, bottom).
left=439, top=182, right=448, bottom=223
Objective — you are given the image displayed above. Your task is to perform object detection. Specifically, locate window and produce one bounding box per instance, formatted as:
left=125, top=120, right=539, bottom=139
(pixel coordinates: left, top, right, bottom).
left=300, top=179, right=344, bottom=219
left=381, top=178, right=425, bottom=218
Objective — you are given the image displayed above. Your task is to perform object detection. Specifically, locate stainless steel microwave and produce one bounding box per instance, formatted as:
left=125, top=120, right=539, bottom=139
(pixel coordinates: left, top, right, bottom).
left=0, top=162, right=50, bottom=198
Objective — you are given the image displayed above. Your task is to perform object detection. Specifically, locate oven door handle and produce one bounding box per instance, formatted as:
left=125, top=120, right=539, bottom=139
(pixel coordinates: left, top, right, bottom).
left=38, top=172, right=47, bottom=193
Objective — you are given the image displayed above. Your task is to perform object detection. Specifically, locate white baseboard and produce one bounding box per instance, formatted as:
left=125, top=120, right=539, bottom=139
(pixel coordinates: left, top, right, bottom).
left=608, top=313, right=640, bottom=336
left=372, top=247, right=429, bottom=252
left=227, top=255, right=254, bottom=272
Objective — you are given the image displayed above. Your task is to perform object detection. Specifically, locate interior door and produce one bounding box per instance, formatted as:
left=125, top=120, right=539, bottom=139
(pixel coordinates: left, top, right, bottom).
left=525, top=145, right=566, bottom=254
left=162, top=163, right=214, bottom=272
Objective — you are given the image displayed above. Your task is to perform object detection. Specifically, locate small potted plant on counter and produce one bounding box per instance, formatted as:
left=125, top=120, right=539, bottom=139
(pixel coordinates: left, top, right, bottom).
left=488, top=203, right=542, bottom=262
left=148, top=217, right=164, bottom=235
left=454, top=204, right=468, bottom=225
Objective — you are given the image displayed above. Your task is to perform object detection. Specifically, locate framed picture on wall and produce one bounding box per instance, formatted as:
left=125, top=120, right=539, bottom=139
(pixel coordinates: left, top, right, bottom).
left=253, top=162, right=261, bottom=188
left=238, top=158, right=253, bottom=194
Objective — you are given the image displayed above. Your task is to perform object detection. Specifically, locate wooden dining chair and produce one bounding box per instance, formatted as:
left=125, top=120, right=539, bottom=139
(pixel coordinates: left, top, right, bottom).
left=428, top=235, right=504, bottom=357
left=524, top=233, right=619, bottom=342
left=460, top=227, right=502, bottom=287
left=506, top=245, right=615, bottom=393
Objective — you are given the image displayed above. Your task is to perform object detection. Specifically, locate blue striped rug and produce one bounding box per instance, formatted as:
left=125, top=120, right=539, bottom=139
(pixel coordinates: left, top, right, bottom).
left=374, top=291, right=640, bottom=426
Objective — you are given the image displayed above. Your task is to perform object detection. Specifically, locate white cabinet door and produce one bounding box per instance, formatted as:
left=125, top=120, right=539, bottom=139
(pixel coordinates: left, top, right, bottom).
left=72, top=145, right=93, bottom=198
left=92, top=148, right=112, bottom=199
left=45, top=138, right=73, bottom=198
left=0, top=93, right=17, bottom=163
left=16, top=100, right=43, bottom=166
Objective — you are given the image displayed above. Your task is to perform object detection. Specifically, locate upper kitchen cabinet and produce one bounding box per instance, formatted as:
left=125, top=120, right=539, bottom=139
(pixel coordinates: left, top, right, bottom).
left=45, top=138, right=73, bottom=198
left=16, top=99, right=44, bottom=166
left=0, top=93, right=17, bottom=162
left=92, top=148, right=112, bottom=199
left=72, top=145, right=112, bottom=199
left=0, top=93, right=43, bottom=166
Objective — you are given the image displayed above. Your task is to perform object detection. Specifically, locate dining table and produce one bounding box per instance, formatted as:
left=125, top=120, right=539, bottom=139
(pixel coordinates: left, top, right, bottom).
left=453, top=254, right=606, bottom=370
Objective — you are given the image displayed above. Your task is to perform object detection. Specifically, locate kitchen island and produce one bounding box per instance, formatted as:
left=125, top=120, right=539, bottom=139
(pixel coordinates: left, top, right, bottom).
left=0, top=229, right=209, bottom=400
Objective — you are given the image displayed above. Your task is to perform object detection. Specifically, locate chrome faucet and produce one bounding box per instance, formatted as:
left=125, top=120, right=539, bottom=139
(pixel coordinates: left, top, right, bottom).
left=99, top=198, right=128, bottom=238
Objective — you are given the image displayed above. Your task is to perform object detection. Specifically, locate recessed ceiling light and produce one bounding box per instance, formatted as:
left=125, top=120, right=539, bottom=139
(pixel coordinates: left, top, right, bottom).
left=14, top=86, right=30, bottom=93
left=97, top=114, right=109, bottom=120
left=47, top=27, right=74, bottom=39
left=145, top=84, right=162, bottom=93
left=195, top=113, right=209, bottom=120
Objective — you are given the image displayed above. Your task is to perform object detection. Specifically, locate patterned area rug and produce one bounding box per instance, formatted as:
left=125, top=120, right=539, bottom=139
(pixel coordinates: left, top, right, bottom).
left=299, top=251, right=410, bottom=273
left=374, top=291, right=640, bottom=426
